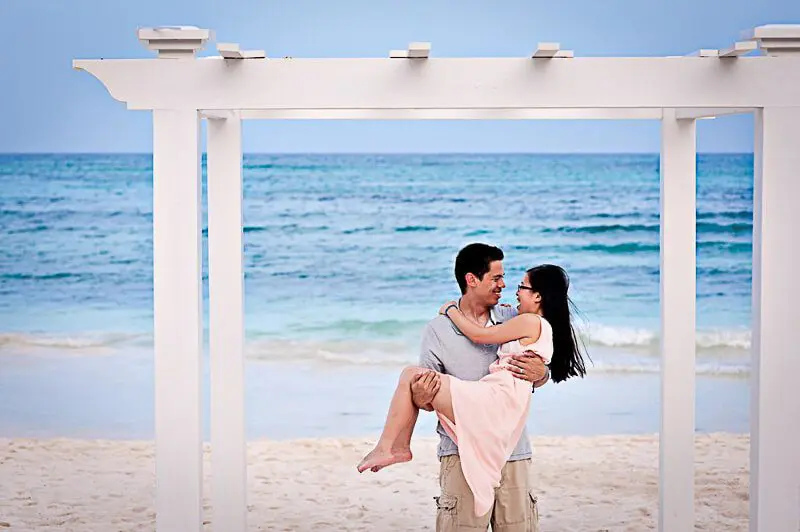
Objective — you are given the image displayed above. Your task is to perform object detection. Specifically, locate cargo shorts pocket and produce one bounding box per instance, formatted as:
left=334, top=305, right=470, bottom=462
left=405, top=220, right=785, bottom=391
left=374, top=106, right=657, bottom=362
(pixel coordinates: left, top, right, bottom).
left=529, top=490, right=540, bottom=532
left=435, top=495, right=458, bottom=531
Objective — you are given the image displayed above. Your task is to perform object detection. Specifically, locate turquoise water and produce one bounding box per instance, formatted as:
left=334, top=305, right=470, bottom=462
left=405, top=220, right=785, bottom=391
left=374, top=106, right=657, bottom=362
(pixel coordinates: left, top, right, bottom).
left=0, top=153, right=754, bottom=438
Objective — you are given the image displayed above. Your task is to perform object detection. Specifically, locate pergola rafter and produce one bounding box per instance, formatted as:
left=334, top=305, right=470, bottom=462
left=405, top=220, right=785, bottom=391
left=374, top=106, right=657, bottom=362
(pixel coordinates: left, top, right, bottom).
left=74, top=23, right=800, bottom=532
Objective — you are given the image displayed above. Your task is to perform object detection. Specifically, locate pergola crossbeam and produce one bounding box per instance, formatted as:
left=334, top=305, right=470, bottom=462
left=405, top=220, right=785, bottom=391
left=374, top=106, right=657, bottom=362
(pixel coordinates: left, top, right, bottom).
left=674, top=107, right=755, bottom=119
left=226, top=108, right=663, bottom=120
left=72, top=57, right=800, bottom=111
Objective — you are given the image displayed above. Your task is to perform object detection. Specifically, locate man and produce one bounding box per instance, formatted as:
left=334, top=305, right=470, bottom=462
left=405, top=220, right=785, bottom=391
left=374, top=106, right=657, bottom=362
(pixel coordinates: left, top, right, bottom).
left=412, top=243, right=548, bottom=531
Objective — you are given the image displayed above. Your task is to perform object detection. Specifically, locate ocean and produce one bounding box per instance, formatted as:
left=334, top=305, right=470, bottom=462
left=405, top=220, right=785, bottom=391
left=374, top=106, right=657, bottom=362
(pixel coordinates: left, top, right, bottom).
left=0, top=153, right=754, bottom=440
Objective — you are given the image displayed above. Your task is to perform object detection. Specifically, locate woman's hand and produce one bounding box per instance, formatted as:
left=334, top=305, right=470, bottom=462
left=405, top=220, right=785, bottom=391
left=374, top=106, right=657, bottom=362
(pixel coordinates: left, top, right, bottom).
left=439, top=301, right=458, bottom=315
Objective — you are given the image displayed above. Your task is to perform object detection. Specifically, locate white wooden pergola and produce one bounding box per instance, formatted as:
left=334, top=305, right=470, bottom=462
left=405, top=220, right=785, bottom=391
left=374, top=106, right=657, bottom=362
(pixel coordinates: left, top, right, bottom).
left=74, top=24, right=800, bottom=532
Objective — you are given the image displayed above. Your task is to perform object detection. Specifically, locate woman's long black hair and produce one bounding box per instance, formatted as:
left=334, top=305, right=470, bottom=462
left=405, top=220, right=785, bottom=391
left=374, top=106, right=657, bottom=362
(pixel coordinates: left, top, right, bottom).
left=527, top=264, right=588, bottom=383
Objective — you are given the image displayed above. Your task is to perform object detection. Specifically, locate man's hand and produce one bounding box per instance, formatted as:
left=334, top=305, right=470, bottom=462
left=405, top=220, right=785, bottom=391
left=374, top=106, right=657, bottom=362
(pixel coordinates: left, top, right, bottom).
left=508, top=353, right=548, bottom=386
left=411, top=370, right=441, bottom=411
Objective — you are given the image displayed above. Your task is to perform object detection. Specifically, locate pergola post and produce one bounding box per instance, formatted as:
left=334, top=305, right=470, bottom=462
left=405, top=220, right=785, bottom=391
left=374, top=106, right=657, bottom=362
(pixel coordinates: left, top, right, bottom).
left=750, top=106, right=800, bottom=532
left=207, top=112, right=248, bottom=532
left=152, top=109, right=204, bottom=531
left=658, top=108, right=697, bottom=532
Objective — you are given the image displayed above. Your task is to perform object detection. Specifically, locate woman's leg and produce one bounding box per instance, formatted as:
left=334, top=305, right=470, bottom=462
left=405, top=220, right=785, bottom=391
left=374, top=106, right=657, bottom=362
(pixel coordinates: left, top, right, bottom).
left=357, top=366, right=423, bottom=473
left=376, top=370, right=454, bottom=473
left=357, top=366, right=454, bottom=473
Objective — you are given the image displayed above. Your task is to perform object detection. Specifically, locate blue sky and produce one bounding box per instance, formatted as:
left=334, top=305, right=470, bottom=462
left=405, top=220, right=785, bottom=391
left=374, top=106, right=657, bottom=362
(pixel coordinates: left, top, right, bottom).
left=1, top=0, right=798, bottom=153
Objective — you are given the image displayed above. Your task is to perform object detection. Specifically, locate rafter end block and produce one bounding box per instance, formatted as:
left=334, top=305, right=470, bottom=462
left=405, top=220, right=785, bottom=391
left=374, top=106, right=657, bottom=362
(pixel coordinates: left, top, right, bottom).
left=217, top=42, right=266, bottom=59
left=407, top=42, right=431, bottom=58
left=719, top=40, right=758, bottom=57
left=687, top=49, right=720, bottom=57
left=532, top=42, right=561, bottom=58
left=390, top=42, right=431, bottom=59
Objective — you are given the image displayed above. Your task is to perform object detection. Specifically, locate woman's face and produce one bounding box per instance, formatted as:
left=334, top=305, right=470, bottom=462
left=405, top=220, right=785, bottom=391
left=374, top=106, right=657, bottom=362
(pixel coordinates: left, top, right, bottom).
left=515, top=273, right=540, bottom=314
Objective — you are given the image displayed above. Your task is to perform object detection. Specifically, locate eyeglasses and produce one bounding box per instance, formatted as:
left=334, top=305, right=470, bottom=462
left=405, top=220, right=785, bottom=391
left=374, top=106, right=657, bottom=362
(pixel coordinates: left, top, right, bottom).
left=517, top=284, right=536, bottom=292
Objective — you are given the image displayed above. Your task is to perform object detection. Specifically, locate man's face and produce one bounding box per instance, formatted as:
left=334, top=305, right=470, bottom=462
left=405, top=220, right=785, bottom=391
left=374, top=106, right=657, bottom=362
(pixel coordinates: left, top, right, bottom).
left=467, top=260, right=505, bottom=307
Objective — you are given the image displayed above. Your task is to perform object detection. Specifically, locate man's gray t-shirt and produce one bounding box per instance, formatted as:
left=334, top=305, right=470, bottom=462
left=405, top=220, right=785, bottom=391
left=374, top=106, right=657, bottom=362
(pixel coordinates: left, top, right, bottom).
left=418, top=304, right=532, bottom=461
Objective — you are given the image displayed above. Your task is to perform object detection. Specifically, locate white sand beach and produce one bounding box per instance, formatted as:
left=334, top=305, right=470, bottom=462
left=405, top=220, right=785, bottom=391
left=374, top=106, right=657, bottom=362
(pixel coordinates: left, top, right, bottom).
left=0, top=433, right=749, bottom=531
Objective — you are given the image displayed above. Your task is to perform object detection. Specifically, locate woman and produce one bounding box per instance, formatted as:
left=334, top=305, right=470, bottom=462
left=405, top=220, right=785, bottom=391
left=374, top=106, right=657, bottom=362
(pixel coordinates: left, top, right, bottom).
left=357, top=264, right=587, bottom=516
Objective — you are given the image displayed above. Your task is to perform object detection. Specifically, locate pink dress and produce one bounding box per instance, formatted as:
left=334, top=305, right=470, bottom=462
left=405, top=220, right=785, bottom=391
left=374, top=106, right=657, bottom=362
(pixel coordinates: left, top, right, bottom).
left=436, top=316, right=554, bottom=517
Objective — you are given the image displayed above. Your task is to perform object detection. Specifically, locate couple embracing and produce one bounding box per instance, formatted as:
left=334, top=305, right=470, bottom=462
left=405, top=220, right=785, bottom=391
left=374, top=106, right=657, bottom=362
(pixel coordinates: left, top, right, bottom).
left=358, top=242, right=587, bottom=531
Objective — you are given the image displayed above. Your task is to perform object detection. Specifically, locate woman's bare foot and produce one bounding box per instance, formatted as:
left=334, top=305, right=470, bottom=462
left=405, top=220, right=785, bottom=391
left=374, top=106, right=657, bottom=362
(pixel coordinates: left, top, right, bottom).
left=371, top=448, right=412, bottom=472
left=357, top=446, right=412, bottom=473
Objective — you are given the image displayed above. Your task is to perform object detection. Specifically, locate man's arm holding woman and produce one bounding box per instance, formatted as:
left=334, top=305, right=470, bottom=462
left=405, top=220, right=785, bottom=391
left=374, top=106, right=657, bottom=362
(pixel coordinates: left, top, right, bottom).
left=494, top=303, right=550, bottom=389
